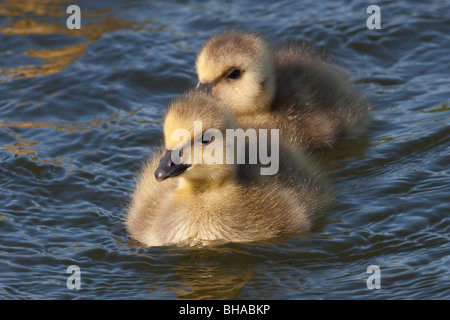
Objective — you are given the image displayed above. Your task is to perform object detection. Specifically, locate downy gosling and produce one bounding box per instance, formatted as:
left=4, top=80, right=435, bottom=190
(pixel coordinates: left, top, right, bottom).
left=196, top=31, right=370, bottom=151
left=126, top=91, right=331, bottom=247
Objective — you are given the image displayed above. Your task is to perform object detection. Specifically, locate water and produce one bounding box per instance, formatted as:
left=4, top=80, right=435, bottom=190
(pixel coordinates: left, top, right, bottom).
left=0, top=0, right=448, bottom=299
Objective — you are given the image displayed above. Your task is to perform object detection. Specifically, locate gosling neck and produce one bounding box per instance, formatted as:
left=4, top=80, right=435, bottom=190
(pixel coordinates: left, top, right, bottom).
left=176, top=168, right=236, bottom=194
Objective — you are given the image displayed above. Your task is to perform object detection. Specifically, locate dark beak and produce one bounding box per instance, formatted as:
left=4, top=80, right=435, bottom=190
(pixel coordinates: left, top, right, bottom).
left=154, top=149, right=190, bottom=182
left=196, top=81, right=214, bottom=93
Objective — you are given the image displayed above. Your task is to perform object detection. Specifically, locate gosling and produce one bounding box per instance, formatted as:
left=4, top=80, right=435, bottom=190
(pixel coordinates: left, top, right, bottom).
left=126, top=91, right=331, bottom=247
left=196, top=31, right=370, bottom=151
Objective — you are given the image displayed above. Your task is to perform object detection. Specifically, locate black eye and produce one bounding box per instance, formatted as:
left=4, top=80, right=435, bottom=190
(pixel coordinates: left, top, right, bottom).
left=201, top=134, right=215, bottom=145
left=226, top=69, right=241, bottom=80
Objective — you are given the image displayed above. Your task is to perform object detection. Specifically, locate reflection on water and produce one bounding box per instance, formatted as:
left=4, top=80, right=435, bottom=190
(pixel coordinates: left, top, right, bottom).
left=0, top=0, right=448, bottom=299
left=0, top=0, right=137, bottom=78
left=421, top=102, right=449, bottom=114
left=3, top=43, right=88, bottom=79
left=0, top=109, right=136, bottom=169
left=174, top=267, right=254, bottom=300
left=0, top=0, right=75, bottom=16
left=4, top=140, right=39, bottom=156
left=172, top=248, right=255, bottom=300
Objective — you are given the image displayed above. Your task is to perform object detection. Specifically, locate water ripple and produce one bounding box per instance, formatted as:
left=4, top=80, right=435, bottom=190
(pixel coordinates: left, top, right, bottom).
left=0, top=0, right=448, bottom=299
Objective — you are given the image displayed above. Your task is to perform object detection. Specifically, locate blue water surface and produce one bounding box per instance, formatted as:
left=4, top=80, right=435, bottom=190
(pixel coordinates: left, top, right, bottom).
left=0, top=0, right=448, bottom=299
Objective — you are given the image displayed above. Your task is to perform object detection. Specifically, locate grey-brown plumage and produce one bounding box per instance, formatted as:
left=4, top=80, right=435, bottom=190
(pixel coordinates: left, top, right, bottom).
left=126, top=91, right=331, bottom=247
left=196, top=31, right=371, bottom=151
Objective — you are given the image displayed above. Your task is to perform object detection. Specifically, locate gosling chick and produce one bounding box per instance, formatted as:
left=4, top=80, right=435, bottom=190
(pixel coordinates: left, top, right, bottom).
left=196, top=31, right=370, bottom=151
left=126, top=91, right=331, bottom=247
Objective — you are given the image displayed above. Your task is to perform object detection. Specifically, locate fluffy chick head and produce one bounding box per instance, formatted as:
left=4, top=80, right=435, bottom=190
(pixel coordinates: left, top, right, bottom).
left=196, top=31, right=275, bottom=116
